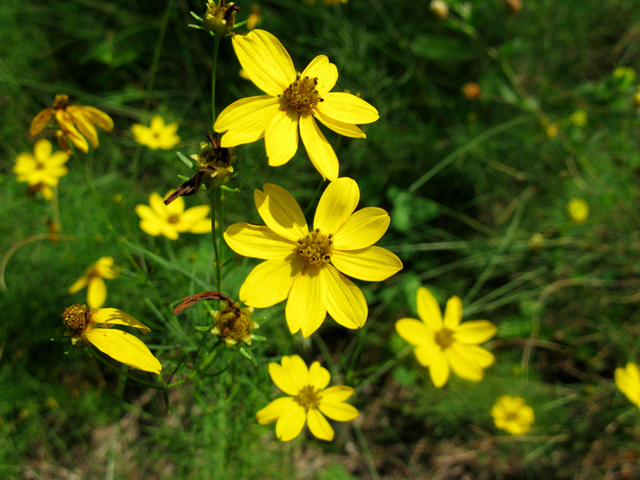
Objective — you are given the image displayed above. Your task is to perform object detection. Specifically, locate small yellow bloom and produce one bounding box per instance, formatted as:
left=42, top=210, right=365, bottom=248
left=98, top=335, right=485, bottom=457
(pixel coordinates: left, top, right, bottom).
left=135, top=192, right=213, bottom=240
left=247, top=4, right=261, bottom=30
left=395, top=287, right=497, bottom=387
left=567, top=198, right=589, bottom=223
left=256, top=355, right=358, bottom=442
left=30, top=94, right=114, bottom=153
left=214, top=30, right=379, bottom=181
left=615, top=362, right=640, bottom=410
left=569, top=109, right=587, bottom=127
left=224, top=177, right=403, bottom=337
left=131, top=115, right=180, bottom=150
left=491, top=396, right=534, bottom=435
left=13, top=139, right=69, bottom=199
left=62, top=304, right=162, bottom=374
left=68, top=257, right=119, bottom=309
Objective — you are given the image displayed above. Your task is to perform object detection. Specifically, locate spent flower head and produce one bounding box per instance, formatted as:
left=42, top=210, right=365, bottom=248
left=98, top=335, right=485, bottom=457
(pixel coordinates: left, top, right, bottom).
left=491, top=396, right=534, bottom=435
left=131, top=115, right=180, bottom=150
left=135, top=192, right=213, bottom=240
left=211, top=302, right=259, bottom=347
left=68, top=257, right=119, bottom=309
left=203, top=0, right=241, bottom=37
left=13, top=139, right=69, bottom=200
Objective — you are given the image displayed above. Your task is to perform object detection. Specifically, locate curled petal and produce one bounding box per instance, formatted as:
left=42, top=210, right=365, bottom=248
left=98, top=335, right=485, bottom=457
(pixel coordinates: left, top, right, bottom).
left=224, top=223, right=296, bottom=259
left=322, top=265, right=367, bottom=329
left=332, top=207, right=390, bottom=250
left=86, top=328, right=161, bottom=374
left=313, top=108, right=366, bottom=138
left=257, top=396, right=297, bottom=424
left=307, top=408, right=334, bottom=441
left=239, top=256, right=306, bottom=308
left=78, top=106, right=114, bottom=131
left=67, top=106, right=99, bottom=148
left=299, top=113, right=339, bottom=181
left=314, top=177, right=359, bottom=235
left=255, top=184, right=308, bottom=242
left=331, top=246, right=402, bottom=282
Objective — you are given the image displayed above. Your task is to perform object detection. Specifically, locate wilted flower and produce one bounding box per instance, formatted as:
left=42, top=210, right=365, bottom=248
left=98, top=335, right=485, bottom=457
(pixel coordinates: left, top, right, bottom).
left=491, top=396, right=534, bottom=435
left=203, top=0, right=241, bottom=37
left=211, top=302, right=259, bottom=348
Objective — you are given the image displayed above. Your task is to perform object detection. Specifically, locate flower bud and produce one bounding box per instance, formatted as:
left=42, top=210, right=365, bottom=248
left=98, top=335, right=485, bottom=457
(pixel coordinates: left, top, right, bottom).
left=462, top=82, right=481, bottom=100
left=203, top=0, right=241, bottom=37
left=430, top=0, right=449, bottom=19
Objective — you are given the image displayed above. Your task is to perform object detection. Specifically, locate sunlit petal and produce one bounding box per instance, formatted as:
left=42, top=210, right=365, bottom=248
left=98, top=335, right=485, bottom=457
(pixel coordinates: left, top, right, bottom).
left=239, top=256, right=306, bottom=308
left=308, top=362, right=331, bottom=391
left=215, top=96, right=282, bottom=147
left=455, top=320, right=497, bottom=344
left=269, top=361, right=302, bottom=396
left=307, top=409, right=334, bottom=441
left=446, top=345, right=483, bottom=381
left=67, top=107, right=99, bottom=148
left=395, top=319, right=430, bottom=345
left=331, top=246, right=402, bottom=282
left=299, top=113, right=339, bottom=181
left=417, top=287, right=443, bottom=330
left=91, top=308, right=152, bottom=333
left=318, top=92, right=379, bottom=124
left=78, top=106, right=114, bottom=131
left=313, top=108, right=366, bottom=138
left=429, top=353, right=450, bottom=387
left=314, top=178, right=359, bottom=234
left=265, top=108, right=299, bottom=167
left=286, top=266, right=326, bottom=336
left=86, top=328, right=161, bottom=373
left=282, top=355, right=309, bottom=389
left=321, top=265, right=367, bottom=329
left=443, top=296, right=463, bottom=329
left=414, top=341, right=440, bottom=367
left=255, top=184, right=309, bottom=242
left=321, top=385, right=354, bottom=403
left=332, top=208, right=390, bottom=250
left=224, top=223, right=296, bottom=259
left=257, top=397, right=297, bottom=424
left=275, top=404, right=306, bottom=442
left=301, top=55, right=338, bottom=96
left=87, top=277, right=107, bottom=309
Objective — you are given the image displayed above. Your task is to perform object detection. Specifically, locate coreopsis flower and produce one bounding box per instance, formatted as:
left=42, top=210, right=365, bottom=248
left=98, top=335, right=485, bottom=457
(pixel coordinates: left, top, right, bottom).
left=30, top=94, right=114, bottom=153
left=224, top=177, right=403, bottom=337
left=395, top=287, right=497, bottom=387
left=256, top=355, right=358, bottom=442
left=615, top=362, right=640, bottom=410
left=68, top=257, right=119, bottom=309
left=214, top=30, right=379, bottom=181
left=13, top=139, right=69, bottom=201
left=491, top=396, right=534, bottom=435
left=211, top=302, right=259, bottom=348
left=135, top=192, right=213, bottom=240
left=567, top=198, right=589, bottom=223
left=62, top=305, right=161, bottom=374
left=131, top=115, right=180, bottom=150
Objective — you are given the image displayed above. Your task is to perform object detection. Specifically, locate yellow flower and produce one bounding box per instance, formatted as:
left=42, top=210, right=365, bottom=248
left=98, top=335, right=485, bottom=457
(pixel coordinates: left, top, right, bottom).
left=247, top=4, right=261, bottom=30
left=615, top=362, right=640, bottom=410
left=224, top=177, right=403, bottom=337
left=395, top=287, right=497, bottom=387
left=135, top=192, right=213, bottom=240
left=62, top=304, right=161, bottom=374
left=567, top=198, right=589, bottom=223
left=214, top=30, right=379, bottom=181
left=131, top=115, right=180, bottom=150
left=30, top=94, right=114, bottom=153
left=491, top=396, right=534, bottom=435
left=13, top=139, right=69, bottom=200
left=256, top=355, right=358, bottom=442
left=68, top=257, right=119, bottom=309
left=569, top=109, right=587, bottom=127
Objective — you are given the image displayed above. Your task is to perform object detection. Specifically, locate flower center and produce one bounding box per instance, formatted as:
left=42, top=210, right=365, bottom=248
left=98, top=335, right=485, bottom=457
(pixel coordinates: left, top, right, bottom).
left=297, top=228, right=333, bottom=266
left=168, top=214, right=180, bottom=224
left=283, top=75, right=324, bottom=112
left=434, top=328, right=455, bottom=350
left=504, top=411, right=520, bottom=422
left=62, top=304, right=90, bottom=335
left=53, top=94, right=69, bottom=110
left=295, top=385, right=322, bottom=410
left=36, top=161, right=45, bottom=170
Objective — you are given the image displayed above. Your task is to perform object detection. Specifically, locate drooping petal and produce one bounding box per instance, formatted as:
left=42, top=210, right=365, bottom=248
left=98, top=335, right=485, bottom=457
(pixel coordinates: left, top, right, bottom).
left=443, top=296, right=463, bottom=329
left=232, top=30, right=296, bottom=96
left=30, top=108, right=54, bottom=136
left=455, top=320, right=497, bottom=345
left=307, top=409, right=334, bottom=441
left=460, top=345, right=495, bottom=369
left=224, top=223, right=296, bottom=259
left=330, top=246, right=403, bottom=282
left=429, top=352, right=450, bottom=387
left=314, top=177, right=359, bottom=234
left=269, top=361, right=303, bottom=396
left=256, top=396, right=297, bottom=424
left=77, top=106, right=114, bottom=131
left=94, top=257, right=116, bottom=279
left=34, top=138, right=53, bottom=162
left=275, top=404, right=306, bottom=442
left=446, top=345, right=483, bottom=381
left=286, top=266, right=326, bottom=336
left=67, top=106, right=99, bottom=148
left=255, top=184, right=309, bottom=242
left=264, top=108, right=299, bottom=167
left=414, top=341, right=440, bottom=367
left=239, top=256, right=306, bottom=308
left=300, top=55, right=338, bottom=95
left=299, top=113, right=339, bottom=181
left=86, top=328, right=161, bottom=374
left=55, top=110, right=88, bottom=153
left=282, top=355, right=310, bottom=389
left=317, top=92, right=379, bottom=125
left=332, top=208, right=390, bottom=250
left=321, top=264, right=367, bottom=329
left=215, top=96, right=282, bottom=147
left=416, top=287, right=443, bottom=330
left=91, top=308, right=152, bottom=333
left=321, top=385, right=354, bottom=403
left=87, top=277, right=107, bottom=308
left=313, top=108, right=366, bottom=138
left=395, top=319, right=430, bottom=346
left=308, top=361, right=331, bottom=391
left=68, top=274, right=89, bottom=294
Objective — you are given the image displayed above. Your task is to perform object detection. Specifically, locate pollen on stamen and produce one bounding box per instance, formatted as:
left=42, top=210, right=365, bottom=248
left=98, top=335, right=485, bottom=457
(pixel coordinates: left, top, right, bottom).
left=297, top=229, right=334, bottom=266
left=283, top=74, right=324, bottom=112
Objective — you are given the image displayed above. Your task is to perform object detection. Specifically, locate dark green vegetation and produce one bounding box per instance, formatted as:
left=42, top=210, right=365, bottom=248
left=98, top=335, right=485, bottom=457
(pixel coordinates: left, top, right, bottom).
left=3, top=0, right=640, bottom=478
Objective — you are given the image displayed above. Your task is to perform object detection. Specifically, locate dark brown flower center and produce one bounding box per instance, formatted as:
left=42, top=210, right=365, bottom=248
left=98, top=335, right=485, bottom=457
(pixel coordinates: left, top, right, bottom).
left=297, top=228, right=333, bottom=266
left=168, top=214, right=180, bottom=224
left=434, top=328, right=455, bottom=350
left=62, top=305, right=90, bottom=335
left=283, top=75, right=324, bottom=112
left=295, top=385, right=322, bottom=410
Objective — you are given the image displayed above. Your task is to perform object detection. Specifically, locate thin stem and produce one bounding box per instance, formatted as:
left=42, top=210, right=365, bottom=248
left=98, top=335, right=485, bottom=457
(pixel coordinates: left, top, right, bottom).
left=210, top=187, right=222, bottom=291
left=211, top=34, right=222, bottom=127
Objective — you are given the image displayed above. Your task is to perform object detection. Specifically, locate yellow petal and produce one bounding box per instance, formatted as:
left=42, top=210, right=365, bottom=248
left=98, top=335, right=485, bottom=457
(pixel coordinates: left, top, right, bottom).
left=429, top=353, right=450, bottom=387
left=308, top=361, right=331, bottom=391
left=286, top=266, right=326, bottom=337
left=330, top=246, right=403, bottom=282
left=67, top=106, right=99, bottom=148
left=34, top=138, right=52, bottom=162
left=41, top=185, right=54, bottom=200
left=91, top=308, right=152, bottom=333
left=299, top=112, right=339, bottom=181
left=30, top=108, right=54, bottom=136
left=443, top=296, right=463, bottom=329
left=269, top=361, right=302, bottom=396
left=189, top=219, right=213, bottom=234
left=48, top=151, right=70, bottom=167
left=56, top=110, right=88, bottom=153
left=446, top=345, right=483, bottom=381
left=216, top=96, right=282, bottom=147
left=265, top=108, right=299, bottom=167
left=313, top=108, right=366, bottom=138
left=68, top=274, right=89, bottom=294
left=178, top=205, right=211, bottom=229
left=224, top=223, right=296, bottom=259
left=282, top=355, right=309, bottom=389
left=417, top=287, right=443, bottom=330
left=314, top=177, right=359, bottom=234
left=86, top=328, right=161, bottom=373
left=616, top=364, right=640, bottom=403
left=321, top=264, right=367, bottom=329
left=332, top=207, right=390, bottom=250
left=239, top=257, right=305, bottom=308
left=307, top=408, right=334, bottom=441
left=275, top=404, right=306, bottom=442
left=321, top=385, right=354, bottom=402
left=87, top=276, right=107, bottom=308
left=257, top=396, right=297, bottom=424
left=414, top=341, right=440, bottom=367
left=13, top=153, right=37, bottom=175
left=395, top=319, right=429, bottom=345
left=301, top=55, right=338, bottom=96
left=455, top=320, right=497, bottom=344
left=255, top=184, right=309, bottom=242
left=460, top=345, right=495, bottom=369
left=319, top=388, right=359, bottom=421
left=317, top=92, right=379, bottom=125
left=77, top=106, right=114, bottom=131
left=95, top=257, right=116, bottom=279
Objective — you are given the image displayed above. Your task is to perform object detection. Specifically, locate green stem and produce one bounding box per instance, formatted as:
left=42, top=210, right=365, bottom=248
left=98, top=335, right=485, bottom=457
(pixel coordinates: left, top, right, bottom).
left=210, top=188, right=222, bottom=291
left=211, top=34, right=222, bottom=127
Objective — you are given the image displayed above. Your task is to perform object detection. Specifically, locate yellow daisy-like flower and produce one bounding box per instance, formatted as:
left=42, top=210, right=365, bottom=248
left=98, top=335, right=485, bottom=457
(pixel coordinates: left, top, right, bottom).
left=567, top=198, right=589, bottom=224
left=13, top=139, right=69, bottom=200
left=62, top=304, right=161, bottom=374
left=395, top=287, right=497, bottom=387
left=214, top=30, right=379, bottom=181
left=615, top=362, right=640, bottom=410
left=224, top=177, right=403, bottom=337
left=256, top=355, right=359, bottom=442
left=68, top=257, right=119, bottom=309
left=131, top=115, right=180, bottom=150
left=135, top=192, right=213, bottom=240
left=30, top=94, right=114, bottom=153
left=491, top=396, right=534, bottom=435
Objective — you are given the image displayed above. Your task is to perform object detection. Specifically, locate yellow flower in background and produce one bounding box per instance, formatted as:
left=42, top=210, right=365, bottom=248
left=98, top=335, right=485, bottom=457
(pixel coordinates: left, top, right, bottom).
left=68, top=257, right=119, bottom=309
left=569, top=109, right=587, bottom=127
left=615, top=362, right=640, bottom=410
left=214, top=30, right=379, bottom=181
left=567, top=198, right=589, bottom=223
left=30, top=94, right=114, bottom=153
left=247, top=4, right=261, bottom=30
left=131, top=115, right=180, bottom=150
left=491, top=396, right=534, bottom=435
left=62, top=305, right=161, bottom=374
left=224, top=177, right=403, bottom=337
left=13, top=139, right=69, bottom=200
left=256, top=355, right=358, bottom=442
left=135, top=192, right=213, bottom=240
left=395, top=287, right=497, bottom=387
